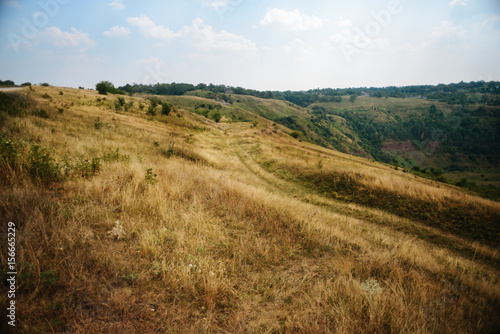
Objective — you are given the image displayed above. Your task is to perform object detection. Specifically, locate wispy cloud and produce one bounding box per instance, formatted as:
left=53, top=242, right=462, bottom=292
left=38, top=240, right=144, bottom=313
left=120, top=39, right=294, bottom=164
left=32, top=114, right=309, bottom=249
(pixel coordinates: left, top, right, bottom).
left=127, top=15, right=177, bottom=39
left=1, top=0, right=20, bottom=8
left=431, top=21, right=467, bottom=40
left=449, top=0, right=470, bottom=7
left=283, top=39, right=316, bottom=60
left=338, top=16, right=353, bottom=28
left=260, top=8, right=323, bottom=31
left=103, top=26, right=131, bottom=37
left=178, top=18, right=257, bottom=52
left=38, top=27, right=96, bottom=50
left=127, top=15, right=257, bottom=52
left=108, top=0, right=124, bottom=10
left=200, top=0, right=228, bottom=11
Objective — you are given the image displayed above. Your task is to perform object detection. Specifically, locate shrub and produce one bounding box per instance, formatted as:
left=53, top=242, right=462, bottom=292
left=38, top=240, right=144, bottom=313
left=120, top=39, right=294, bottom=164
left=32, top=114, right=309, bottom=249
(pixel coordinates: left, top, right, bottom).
left=149, top=96, right=162, bottom=108
left=94, top=117, right=104, bottom=130
left=76, top=157, right=101, bottom=177
left=147, top=104, right=157, bottom=116
left=161, top=103, right=171, bottom=116
left=211, top=111, right=222, bottom=123
left=0, top=92, right=30, bottom=122
left=145, top=168, right=158, bottom=185
left=27, top=144, right=61, bottom=184
left=114, top=97, right=125, bottom=111
left=161, top=142, right=175, bottom=158
left=33, top=108, right=49, bottom=118
left=0, top=135, right=24, bottom=181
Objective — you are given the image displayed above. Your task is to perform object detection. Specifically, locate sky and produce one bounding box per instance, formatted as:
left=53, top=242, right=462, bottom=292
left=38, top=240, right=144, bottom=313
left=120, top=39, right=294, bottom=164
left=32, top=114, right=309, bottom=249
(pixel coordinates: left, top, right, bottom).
left=0, top=0, right=499, bottom=91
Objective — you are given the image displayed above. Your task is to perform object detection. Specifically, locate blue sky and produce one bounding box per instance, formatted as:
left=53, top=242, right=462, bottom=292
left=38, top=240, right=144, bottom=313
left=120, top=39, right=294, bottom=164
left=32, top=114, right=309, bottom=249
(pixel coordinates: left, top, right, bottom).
left=0, top=0, right=499, bottom=90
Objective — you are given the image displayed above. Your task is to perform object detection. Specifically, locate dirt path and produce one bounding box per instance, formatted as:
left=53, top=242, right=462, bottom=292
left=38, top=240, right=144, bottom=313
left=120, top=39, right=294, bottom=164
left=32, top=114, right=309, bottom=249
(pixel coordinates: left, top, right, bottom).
left=0, top=87, right=24, bottom=92
left=230, top=136, right=494, bottom=266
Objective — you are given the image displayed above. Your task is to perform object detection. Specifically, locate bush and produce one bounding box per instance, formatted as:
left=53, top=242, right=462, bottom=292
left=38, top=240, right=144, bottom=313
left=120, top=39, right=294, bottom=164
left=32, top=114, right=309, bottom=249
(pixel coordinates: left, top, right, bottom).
left=94, top=117, right=104, bottom=130
left=161, top=142, right=175, bottom=158
left=211, top=111, right=222, bottom=123
left=290, top=130, right=302, bottom=139
left=76, top=157, right=101, bottom=177
left=0, top=92, right=30, bottom=121
left=114, top=97, right=126, bottom=111
left=27, top=145, right=61, bottom=184
left=33, top=108, right=49, bottom=118
left=0, top=135, right=24, bottom=181
left=145, top=168, right=158, bottom=185
left=161, top=103, right=171, bottom=116
left=147, top=104, right=157, bottom=116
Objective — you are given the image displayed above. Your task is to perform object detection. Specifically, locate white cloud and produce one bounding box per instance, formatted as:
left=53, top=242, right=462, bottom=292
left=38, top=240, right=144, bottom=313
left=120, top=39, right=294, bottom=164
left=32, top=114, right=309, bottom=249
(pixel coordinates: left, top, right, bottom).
left=260, top=8, right=323, bottom=31
left=127, top=15, right=177, bottom=39
left=108, top=0, right=124, bottom=10
left=178, top=18, right=257, bottom=52
left=135, top=56, right=165, bottom=67
left=135, top=56, right=169, bottom=84
left=103, top=26, right=131, bottom=37
left=449, top=0, right=470, bottom=7
left=323, top=29, right=389, bottom=55
left=326, top=29, right=370, bottom=48
left=38, top=27, right=96, bottom=50
left=200, top=0, right=228, bottom=10
left=431, top=21, right=467, bottom=40
left=471, top=15, right=500, bottom=34
left=128, top=16, right=257, bottom=53
left=1, top=0, right=20, bottom=8
left=283, top=39, right=316, bottom=60
left=338, top=16, right=352, bottom=28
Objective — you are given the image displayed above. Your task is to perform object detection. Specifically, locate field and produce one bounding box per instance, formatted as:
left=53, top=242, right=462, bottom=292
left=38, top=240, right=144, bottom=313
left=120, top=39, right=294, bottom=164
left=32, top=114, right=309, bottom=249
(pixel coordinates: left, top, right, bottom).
left=1, top=86, right=499, bottom=333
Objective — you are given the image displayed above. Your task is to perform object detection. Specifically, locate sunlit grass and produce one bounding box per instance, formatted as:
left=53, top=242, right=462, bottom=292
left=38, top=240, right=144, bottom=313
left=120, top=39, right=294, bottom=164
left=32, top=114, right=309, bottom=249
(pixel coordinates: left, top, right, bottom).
left=0, top=86, right=499, bottom=333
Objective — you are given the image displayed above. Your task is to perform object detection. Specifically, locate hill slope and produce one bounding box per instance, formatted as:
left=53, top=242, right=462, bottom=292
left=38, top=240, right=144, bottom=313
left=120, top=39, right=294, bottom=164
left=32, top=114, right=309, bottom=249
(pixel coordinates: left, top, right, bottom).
left=1, top=86, right=499, bottom=333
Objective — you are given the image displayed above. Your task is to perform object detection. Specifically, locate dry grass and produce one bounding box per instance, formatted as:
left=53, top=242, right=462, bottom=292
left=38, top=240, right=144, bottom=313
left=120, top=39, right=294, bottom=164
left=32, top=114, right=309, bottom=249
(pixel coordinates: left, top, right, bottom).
left=1, top=86, right=499, bottom=333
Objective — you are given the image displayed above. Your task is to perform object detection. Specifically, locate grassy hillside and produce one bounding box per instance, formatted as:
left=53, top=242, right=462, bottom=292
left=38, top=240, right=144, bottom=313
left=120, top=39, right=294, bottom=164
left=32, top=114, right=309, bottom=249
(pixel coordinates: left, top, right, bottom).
left=1, top=86, right=500, bottom=333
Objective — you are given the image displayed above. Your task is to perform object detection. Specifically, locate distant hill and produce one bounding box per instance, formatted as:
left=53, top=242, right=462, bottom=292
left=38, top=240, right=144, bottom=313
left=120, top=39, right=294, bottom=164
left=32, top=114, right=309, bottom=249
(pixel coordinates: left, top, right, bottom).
left=114, top=81, right=500, bottom=199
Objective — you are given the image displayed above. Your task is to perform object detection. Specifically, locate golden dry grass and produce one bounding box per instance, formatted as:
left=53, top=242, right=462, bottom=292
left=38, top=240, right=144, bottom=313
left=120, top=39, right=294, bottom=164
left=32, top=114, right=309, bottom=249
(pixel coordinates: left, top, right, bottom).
left=0, top=86, right=499, bottom=333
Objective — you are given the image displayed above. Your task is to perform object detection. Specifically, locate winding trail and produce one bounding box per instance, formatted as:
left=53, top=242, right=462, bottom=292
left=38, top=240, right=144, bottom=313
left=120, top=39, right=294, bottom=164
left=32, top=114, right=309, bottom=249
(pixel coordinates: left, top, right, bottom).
left=229, top=136, right=500, bottom=269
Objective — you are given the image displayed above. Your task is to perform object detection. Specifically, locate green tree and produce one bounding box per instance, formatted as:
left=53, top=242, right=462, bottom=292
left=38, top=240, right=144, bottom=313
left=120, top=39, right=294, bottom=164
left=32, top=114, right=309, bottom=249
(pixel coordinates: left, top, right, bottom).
left=96, top=81, right=115, bottom=95
left=350, top=94, right=357, bottom=104
left=429, top=104, right=437, bottom=114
